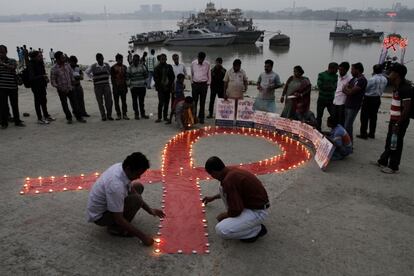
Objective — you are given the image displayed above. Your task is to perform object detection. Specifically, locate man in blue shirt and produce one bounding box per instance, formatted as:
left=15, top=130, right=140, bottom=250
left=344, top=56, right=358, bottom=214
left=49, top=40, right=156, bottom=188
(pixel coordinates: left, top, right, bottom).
left=327, top=116, right=353, bottom=160
left=357, top=64, right=388, bottom=139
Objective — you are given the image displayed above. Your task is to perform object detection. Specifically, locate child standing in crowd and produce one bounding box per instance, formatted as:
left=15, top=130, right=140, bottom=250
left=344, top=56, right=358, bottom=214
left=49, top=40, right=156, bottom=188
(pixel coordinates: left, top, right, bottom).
left=69, top=56, right=89, bottom=118
left=166, top=73, right=186, bottom=128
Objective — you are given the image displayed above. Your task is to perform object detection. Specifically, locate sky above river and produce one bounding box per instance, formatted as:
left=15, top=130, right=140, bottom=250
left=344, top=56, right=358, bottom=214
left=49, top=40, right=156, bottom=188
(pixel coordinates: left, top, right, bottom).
left=0, top=0, right=412, bottom=16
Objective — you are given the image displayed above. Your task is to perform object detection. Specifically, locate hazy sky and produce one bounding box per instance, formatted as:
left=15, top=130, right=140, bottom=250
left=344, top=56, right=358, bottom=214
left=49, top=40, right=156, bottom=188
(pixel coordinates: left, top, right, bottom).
left=0, top=0, right=412, bottom=16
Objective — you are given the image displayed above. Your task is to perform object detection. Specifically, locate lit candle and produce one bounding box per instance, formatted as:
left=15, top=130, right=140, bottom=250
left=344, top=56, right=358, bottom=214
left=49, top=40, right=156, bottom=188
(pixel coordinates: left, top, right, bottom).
left=154, top=249, right=161, bottom=253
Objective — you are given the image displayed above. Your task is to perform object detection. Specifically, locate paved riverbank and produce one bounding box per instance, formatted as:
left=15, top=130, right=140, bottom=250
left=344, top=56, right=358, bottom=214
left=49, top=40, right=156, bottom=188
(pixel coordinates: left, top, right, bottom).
left=0, top=80, right=413, bottom=275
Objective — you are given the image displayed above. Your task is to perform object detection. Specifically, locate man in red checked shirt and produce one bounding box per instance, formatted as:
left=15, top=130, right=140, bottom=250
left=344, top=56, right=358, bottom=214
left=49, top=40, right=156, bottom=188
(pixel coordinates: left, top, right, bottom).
left=203, top=156, right=270, bottom=243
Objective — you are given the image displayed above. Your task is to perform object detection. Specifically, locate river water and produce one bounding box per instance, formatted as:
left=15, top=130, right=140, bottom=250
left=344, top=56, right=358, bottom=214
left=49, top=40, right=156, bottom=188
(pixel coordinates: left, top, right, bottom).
left=1, top=19, right=413, bottom=83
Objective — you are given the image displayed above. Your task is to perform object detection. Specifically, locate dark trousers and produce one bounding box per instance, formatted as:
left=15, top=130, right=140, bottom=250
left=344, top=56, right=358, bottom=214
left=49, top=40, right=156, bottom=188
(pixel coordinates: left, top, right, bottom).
left=31, top=85, right=49, bottom=120
left=344, top=107, right=360, bottom=140
left=333, top=104, right=346, bottom=126
left=316, top=97, right=334, bottom=130
left=378, top=120, right=409, bottom=171
left=157, top=89, right=171, bottom=120
left=58, top=90, right=80, bottom=120
left=94, top=84, right=113, bottom=119
left=113, top=84, right=128, bottom=116
left=73, top=85, right=88, bottom=116
left=209, top=86, right=224, bottom=116
left=95, top=185, right=144, bottom=226
left=0, top=88, right=21, bottom=126
left=192, top=82, right=208, bottom=120
left=131, top=87, right=147, bottom=117
left=359, top=96, right=381, bottom=137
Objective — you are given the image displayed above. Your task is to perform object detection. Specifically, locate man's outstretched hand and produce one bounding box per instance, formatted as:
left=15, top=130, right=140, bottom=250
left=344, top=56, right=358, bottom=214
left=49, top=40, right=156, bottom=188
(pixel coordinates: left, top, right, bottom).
left=142, top=236, right=155, bottom=246
left=150, top=208, right=165, bottom=218
left=202, top=196, right=216, bottom=205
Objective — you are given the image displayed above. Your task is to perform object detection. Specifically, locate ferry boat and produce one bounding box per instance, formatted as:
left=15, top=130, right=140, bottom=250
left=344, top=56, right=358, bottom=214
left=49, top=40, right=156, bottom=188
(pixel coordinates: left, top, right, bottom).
left=179, top=2, right=264, bottom=44
left=48, top=16, right=81, bottom=23
left=128, top=31, right=173, bottom=46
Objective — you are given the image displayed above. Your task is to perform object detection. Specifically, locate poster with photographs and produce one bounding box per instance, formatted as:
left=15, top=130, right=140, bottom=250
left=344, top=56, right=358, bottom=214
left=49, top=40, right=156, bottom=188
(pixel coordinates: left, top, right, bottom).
left=215, top=98, right=236, bottom=127
left=236, top=99, right=255, bottom=128
left=314, top=136, right=335, bottom=170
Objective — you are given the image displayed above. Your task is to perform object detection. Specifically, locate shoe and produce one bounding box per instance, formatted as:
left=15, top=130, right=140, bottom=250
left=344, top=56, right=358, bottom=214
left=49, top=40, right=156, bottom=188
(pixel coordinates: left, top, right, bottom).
left=102, top=117, right=107, bottom=121
left=83, top=113, right=91, bottom=117
left=116, top=115, right=122, bottom=120
left=135, top=114, right=140, bottom=120
left=165, top=120, right=172, bottom=125
left=67, top=119, right=73, bottom=124
left=142, top=115, right=149, bottom=119
left=240, top=224, right=267, bottom=243
left=45, top=116, right=56, bottom=122
left=370, top=161, right=385, bottom=169
left=1, top=124, right=8, bottom=129
left=155, top=119, right=162, bottom=123
left=76, top=118, right=87, bottom=123
left=107, top=226, right=134, bottom=238
left=368, top=134, right=375, bottom=139
left=199, top=119, right=205, bottom=124
left=15, top=121, right=26, bottom=127
left=107, top=117, right=114, bottom=121
left=163, top=118, right=169, bottom=122
left=38, top=119, right=49, bottom=125
left=356, top=134, right=368, bottom=140
left=8, top=117, right=14, bottom=123
left=381, top=167, right=398, bottom=174
left=206, top=114, right=213, bottom=119
left=123, top=115, right=130, bottom=120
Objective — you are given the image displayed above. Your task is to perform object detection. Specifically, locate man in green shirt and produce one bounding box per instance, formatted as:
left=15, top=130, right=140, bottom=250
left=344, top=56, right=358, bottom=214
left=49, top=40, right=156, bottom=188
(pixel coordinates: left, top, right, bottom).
left=316, top=62, right=338, bottom=130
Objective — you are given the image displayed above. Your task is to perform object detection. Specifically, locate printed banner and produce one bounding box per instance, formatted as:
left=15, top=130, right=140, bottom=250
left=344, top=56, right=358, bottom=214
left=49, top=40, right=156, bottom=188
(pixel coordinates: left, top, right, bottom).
left=253, top=111, right=278, bottom=131
left=216, top=108, right=334, bottom=170
left=314, top=137, right=335, bottom=170
left=236, top=99, right=255, bottom=128
left=215, top=99, right=236, bottom=127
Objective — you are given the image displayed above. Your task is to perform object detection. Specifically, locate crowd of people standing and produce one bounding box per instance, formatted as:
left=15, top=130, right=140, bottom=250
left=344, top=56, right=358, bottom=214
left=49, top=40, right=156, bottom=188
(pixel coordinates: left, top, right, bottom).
left=1, top=44, right=412, bottom=173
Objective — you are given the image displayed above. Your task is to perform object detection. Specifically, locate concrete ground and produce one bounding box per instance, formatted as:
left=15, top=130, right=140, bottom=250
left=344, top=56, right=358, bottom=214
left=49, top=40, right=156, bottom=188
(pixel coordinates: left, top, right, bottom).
left=0, top=79, right=413, bottom=276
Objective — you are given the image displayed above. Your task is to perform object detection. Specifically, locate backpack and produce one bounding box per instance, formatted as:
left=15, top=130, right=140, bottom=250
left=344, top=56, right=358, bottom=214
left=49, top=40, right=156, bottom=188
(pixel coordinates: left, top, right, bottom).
left=20, top=68, right=31, bottom=88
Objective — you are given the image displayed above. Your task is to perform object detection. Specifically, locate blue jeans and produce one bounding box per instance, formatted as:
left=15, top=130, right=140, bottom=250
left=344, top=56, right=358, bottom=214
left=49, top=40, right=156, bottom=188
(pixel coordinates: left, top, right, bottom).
left=146, top=71, right=154, bottom=89
left=344, top=108, right=360, bottom=140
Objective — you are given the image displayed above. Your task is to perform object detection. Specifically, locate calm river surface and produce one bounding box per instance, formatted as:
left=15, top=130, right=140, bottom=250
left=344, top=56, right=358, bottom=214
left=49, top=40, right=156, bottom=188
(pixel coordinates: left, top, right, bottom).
left=1, top=19, right=413, bottom=82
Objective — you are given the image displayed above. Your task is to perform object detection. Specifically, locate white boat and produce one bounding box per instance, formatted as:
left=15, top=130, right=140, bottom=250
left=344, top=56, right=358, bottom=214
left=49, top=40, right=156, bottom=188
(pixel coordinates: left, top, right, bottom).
left=164, top=28, right=236, bottom=47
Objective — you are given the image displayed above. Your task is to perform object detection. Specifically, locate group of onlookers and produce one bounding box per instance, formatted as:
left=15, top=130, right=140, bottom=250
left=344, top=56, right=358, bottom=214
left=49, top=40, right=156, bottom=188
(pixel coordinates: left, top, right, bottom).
left=1, top=44, right=412, bottom=173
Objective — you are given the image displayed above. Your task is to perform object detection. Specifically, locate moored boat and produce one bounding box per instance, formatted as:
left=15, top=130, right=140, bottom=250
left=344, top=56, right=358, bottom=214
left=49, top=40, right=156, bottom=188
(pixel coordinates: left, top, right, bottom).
left=179, top=2, right=264, bottom=44
left=164, top=28, right=236, bottom=47
left=329, top=19, right=383, bottom=40
left=128, top=31, right=172, bottom=46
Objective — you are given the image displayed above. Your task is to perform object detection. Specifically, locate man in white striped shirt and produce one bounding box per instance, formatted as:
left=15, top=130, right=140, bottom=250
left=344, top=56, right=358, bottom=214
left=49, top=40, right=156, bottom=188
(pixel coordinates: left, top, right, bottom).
left=86, top=53, right=114, bottom=121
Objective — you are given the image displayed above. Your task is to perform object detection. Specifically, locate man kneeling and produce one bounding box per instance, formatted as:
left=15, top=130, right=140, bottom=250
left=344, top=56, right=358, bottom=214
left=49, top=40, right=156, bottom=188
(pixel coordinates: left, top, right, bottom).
left=87, top=152, right=165, bottom=246
left=202, top=156, right=270, bottom=243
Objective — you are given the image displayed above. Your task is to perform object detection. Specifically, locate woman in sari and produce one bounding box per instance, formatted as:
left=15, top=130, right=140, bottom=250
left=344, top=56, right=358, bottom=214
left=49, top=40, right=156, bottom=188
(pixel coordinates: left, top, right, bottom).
left=280, top=66, right=311, bottom=119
